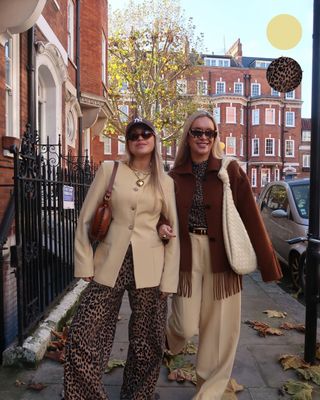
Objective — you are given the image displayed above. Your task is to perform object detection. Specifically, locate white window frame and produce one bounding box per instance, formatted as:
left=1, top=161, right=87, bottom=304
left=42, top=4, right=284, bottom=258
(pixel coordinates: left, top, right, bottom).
left=271, top=88, right=280, bottom=97
left=240, top=108, right=244, bottom=125
left=4, top=34, right=20, bottom=139
left=251, top=83, right=261, bottom=96
left=119, top=105, right=129, bottom=122
left=265, top=108, right=275, bottom=125
left=213, top=107, right=220, bottom=124
left=240, top=136, right=244, bottom=156
left=67, top=0, right=75, bottom=61
left=302, top=130, right=311, bottom=142
left=274, top=168, right=280, bottom=181
left=216, top=81, right=226, bottom=94
left=118, top=135, right=126, bottom=154
left=261, top=168, right=271, bottom=187
left=251, top=168, right=257, bottom=187
left=101, top=33, right=106, bottom=84
left=252, top=109, right=260, bottom=125
left=285, top=90, right=295, bottom=99
left=103, top=136, right=112, bottom=155
left=252, top=138, right=259, bottom=156
left=176, top=79, right=187, bottom=95
left=265, top=138, right=275, bottom=156
left=66, top=109, right=77, bottom=146
left=285, top=140, right=295, bottom=157
left=303, top=154, right=310, bottom=168
left=166, top=144, right=172, bottom=156
left=285, top=111, right=295, bottom=127
left=226, top=136, right=236, bottom=156
left=234, top=82, right=243, bottom=95
left=278, top=139, right=281, bottom=156
left=197, top=80, right=208, bottom=95
left=278, top=110, right=281, bottom=126
left=226, top=106, right=236, bottom=124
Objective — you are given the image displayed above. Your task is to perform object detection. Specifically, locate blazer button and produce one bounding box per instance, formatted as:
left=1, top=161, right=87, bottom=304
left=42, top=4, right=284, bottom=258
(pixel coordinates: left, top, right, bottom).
left=131, top=206, right=135, bottom=211
left=128, top=225, right=134, bottom=230
left=133, top=187, right=139, bottom=191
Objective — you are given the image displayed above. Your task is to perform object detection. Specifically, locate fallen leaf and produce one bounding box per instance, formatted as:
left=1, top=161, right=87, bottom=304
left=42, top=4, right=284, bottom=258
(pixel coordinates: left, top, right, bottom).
left=15, top=379, right=26, bottom=387
left=226, top=378, right=244, bottom=393
left=263, top=310, right=287, bottom=318
left=105, top=359, right=126, bottom=373
left=183, top=341, right=198, bottom=355
left=279, top=354, right=309, bottom=371
left=297, top=365, right=320, bottom=385
left=280, top=322, right=305, bottom=333
left=45, top=349, right=65, bottom=363
left=165, top=354, right=197, bottom=384
left=283, top=380, right=313, bottom=400
left=245, top=320, right=284, bottom=337
left=27, top=382, right=47, bottom=391
left=221, top=378, right=244, bottom=399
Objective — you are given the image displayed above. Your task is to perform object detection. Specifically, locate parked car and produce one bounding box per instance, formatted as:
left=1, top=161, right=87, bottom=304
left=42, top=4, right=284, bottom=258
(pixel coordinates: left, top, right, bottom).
left=257, top=179, right=309, bottom=288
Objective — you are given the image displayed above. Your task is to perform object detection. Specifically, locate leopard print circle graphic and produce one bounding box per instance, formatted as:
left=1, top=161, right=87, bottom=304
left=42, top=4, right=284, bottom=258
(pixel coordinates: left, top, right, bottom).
left=266, top=56, right=302, bottom=93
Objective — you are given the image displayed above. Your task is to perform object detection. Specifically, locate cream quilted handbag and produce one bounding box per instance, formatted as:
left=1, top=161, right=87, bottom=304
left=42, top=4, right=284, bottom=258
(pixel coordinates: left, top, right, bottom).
left=217, top=158, right=257, bottom=275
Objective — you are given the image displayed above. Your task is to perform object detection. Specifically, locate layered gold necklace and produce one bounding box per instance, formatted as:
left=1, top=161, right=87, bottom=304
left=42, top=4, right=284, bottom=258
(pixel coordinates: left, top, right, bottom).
left=130, top=167, right=151, bottom=187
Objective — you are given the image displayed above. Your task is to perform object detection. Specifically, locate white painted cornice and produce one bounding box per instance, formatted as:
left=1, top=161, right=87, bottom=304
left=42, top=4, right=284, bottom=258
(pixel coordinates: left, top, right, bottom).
left=0, top=0, right=47, bottom=34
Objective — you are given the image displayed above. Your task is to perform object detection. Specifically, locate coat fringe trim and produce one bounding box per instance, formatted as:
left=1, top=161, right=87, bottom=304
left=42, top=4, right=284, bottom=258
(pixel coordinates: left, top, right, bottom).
left=177, top=270, right=242, bottom=300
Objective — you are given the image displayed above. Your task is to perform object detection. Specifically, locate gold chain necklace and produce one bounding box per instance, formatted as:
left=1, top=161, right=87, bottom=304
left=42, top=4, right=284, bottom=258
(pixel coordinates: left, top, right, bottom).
left=131, top=168, right=150, bottom=187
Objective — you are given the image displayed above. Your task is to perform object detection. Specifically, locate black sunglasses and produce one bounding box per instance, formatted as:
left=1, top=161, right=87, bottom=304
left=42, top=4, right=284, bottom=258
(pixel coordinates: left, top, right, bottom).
left=189, top=128, right=217, bottom=139
left=127, top=131, right=154, bottom=141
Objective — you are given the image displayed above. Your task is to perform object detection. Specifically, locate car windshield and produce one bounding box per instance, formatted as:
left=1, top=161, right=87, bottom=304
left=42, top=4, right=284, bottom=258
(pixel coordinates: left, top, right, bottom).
left=291, top=183, right=310, bottom=219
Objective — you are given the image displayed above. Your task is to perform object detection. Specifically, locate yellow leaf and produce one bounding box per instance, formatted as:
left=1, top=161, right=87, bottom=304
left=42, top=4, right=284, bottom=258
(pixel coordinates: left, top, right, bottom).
left=263, top=309, right=287, bottom=318
left=183, top=341, right=197, bottom=355
left=283, top=380, right=313, bottom=400
left=105, top=359, right=126, bottom=373
left=297, top=365, right=320, bottom=385
left=279, top=354, right=309, bottom=370
left=221, top=378, right=244, bottom=400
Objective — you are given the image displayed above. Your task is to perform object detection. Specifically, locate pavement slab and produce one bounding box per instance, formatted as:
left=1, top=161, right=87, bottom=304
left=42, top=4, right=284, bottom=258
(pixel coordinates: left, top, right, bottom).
left=1, top=272, right=319, bottom=400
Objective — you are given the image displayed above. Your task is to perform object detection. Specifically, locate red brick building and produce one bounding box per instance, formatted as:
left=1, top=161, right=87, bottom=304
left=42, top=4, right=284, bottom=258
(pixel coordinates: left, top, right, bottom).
left=91, top=39, right=304, bottom=195
left=184, top=39, right=303, bottom=197
left=299, top=118, right=311, bottom=178
left=0, top=0, right=108, bottom=356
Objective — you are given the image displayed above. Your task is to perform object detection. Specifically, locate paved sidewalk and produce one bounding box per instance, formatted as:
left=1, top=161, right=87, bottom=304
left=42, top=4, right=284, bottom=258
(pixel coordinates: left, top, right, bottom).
left=1, top=272, right=320, bottom=400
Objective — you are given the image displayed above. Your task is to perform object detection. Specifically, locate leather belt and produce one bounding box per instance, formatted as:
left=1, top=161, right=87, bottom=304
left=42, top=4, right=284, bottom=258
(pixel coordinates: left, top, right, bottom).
left=189, top=227, right=208, bottom=235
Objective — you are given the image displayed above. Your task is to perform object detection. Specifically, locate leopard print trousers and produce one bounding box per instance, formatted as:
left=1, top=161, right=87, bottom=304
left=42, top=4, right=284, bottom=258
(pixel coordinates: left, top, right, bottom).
left=64, top=245, right=167, bottom=400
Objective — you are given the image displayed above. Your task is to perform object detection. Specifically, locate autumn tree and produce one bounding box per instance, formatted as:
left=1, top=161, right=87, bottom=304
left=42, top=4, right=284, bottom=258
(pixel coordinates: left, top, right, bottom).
left=105, top=0, right=204, bottom=141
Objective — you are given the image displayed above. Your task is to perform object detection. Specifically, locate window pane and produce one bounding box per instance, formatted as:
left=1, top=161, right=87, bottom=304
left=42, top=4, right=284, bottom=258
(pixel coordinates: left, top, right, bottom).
left=291, top=184, right=309, bottom=218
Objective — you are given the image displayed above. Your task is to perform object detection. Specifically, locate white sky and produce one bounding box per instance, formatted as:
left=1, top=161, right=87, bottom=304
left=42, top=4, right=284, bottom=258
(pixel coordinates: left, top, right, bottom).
left=109, top=0, right=314, bottom=118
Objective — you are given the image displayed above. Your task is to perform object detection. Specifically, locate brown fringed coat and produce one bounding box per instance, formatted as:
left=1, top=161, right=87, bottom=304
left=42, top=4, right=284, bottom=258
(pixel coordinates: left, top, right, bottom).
left=169, top=154, right=282, bottom=299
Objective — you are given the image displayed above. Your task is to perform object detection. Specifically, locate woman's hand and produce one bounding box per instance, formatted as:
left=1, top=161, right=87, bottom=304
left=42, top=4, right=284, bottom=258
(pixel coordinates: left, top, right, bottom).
left=158, top=224, right=176, bottom=241
left=160, top=292, right=171, bottom=300
left=82, top=277, right=94, bottom=282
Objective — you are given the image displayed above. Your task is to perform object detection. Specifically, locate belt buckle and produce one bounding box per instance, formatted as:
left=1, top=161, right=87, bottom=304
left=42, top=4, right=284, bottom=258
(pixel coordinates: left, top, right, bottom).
left=195, top=227, right=206, bottom=235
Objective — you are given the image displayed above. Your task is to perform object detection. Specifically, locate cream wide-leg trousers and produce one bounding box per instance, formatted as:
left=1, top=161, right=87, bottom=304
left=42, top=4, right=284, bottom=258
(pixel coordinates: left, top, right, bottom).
left=167, top=233, right=241, bottom=400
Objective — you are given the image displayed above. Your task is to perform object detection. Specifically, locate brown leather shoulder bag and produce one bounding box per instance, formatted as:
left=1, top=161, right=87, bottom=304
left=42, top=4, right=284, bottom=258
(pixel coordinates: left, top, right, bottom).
left=89, top=161, right=119, bottom=242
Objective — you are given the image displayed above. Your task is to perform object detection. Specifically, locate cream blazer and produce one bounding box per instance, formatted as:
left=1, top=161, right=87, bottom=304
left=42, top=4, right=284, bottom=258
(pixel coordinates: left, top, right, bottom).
left=74, top=161, right=180, bottom=293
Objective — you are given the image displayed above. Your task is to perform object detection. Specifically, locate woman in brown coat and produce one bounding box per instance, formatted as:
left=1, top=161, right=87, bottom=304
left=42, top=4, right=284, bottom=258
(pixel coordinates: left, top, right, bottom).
left=158, top=110, right=282, bottom=400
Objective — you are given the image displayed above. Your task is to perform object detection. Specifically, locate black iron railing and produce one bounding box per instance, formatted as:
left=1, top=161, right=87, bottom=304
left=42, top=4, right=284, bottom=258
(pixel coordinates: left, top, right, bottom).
left=12, top=126, right=96, bottom=343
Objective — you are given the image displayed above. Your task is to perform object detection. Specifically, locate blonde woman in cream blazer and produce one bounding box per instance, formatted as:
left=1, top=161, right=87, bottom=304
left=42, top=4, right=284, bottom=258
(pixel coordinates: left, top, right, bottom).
left=64, top=118, right=179, bottom=400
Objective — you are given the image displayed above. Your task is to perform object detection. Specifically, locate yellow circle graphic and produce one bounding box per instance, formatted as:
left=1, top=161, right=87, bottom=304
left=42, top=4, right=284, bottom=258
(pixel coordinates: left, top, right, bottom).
left=267, top=14, right=302, bottom=50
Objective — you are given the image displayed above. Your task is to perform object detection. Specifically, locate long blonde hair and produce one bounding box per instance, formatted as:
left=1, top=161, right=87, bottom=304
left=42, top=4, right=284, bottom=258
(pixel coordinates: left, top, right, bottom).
left=174, top=110, right=224, bottom=168
left=124, top=132, right=169, bottom=217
